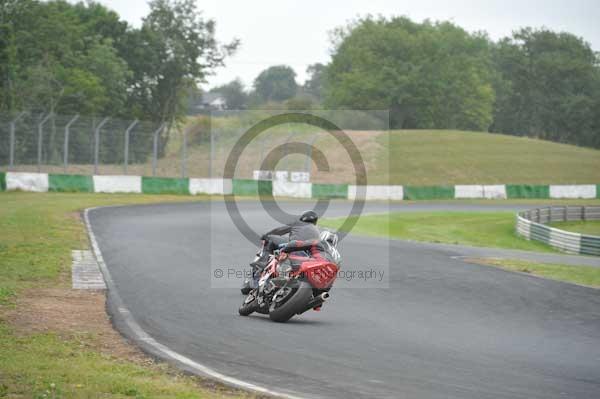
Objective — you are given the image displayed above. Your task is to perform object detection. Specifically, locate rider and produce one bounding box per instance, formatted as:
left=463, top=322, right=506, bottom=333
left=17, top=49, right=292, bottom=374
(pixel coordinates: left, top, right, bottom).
left=252, top=210, right=320, bottom=270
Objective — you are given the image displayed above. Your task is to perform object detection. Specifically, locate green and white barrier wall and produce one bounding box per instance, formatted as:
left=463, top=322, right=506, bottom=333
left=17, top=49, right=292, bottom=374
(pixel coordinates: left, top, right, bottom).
left=1, top=172, right=599, bottom=200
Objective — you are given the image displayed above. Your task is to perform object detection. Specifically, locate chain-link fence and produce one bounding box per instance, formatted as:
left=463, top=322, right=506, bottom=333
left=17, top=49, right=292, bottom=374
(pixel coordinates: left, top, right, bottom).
left=0, top=111, right=190, bottom=177
left=0, top=110, right=388, bottom=182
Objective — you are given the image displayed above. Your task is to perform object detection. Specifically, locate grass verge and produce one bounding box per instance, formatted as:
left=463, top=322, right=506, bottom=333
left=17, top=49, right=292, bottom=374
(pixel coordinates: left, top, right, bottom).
left=321, top=211, right=555, bottom=252
left=0, top=192, right=253, bottom=399
left=466, top=258, right=600, bottom=288
left=548, top=220, right=600, bottom=236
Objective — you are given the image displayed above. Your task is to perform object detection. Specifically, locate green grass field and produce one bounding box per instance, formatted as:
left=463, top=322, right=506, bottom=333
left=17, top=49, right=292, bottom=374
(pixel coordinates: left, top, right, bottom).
left=0, top=192, right=249, bottom=399
left=549, top=220, right=600, bottom=236
left=321, top=211, right=556, bottom=252
left=469, top=258, right=600, bottom=288
left=375, top=130, right=600, bottom=185
left=322, top=209, right=600, bottom=288
left=174, top=119, right=600, bottom=184
left=19, top=125, right=600, bottom=185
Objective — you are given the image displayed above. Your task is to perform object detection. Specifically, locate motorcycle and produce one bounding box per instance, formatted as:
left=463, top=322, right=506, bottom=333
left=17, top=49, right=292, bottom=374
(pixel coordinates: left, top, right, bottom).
left=238, top=232, right=341, bottom=323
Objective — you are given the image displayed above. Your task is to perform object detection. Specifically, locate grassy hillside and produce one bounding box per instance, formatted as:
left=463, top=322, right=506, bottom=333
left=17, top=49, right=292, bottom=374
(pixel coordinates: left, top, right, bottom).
left=375, top=130, right=600, bottom=185
left=11, top=117, right=599, bottom=185
left=158, top=126, right=600, bottom=185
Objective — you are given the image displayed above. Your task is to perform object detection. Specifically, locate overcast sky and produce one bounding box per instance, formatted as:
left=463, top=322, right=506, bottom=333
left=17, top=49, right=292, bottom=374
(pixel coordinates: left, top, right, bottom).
left=95, top=0, right=600, bottom=89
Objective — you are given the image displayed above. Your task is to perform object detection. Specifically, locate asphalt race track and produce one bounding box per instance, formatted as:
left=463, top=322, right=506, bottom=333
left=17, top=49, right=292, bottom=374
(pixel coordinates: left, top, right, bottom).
left=89, top=200, right=600, bottom=399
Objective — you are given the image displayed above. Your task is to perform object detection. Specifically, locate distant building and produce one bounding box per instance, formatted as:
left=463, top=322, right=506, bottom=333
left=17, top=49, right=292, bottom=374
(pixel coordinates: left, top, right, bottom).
left=200, top=92, right=226, bottom=111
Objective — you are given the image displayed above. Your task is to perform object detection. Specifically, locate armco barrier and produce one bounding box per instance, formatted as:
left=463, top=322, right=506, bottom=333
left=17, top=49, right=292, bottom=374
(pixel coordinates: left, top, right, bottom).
left=49, top=174, right=94, bottom=192
left=516, top=206, right=600, bottom=256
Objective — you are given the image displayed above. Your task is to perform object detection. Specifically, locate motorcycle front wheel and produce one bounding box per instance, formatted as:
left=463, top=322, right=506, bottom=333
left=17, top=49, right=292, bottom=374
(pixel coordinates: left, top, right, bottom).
left=269, top=281, right=313, bottom=322
left=239, top=291, right=259, bottom=316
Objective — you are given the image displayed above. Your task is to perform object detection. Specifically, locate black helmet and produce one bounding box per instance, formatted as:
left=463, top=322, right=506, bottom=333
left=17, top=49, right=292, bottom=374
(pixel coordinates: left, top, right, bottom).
left=299, top=210, right=318, bottom=224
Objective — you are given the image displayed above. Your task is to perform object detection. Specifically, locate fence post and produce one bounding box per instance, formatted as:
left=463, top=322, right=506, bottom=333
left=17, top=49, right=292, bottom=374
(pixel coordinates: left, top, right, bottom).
left=257, top=132, right=266, bottom=171
left=37, top=113, right=53, bottom=172
left=152, top=123, right=165, bottom=177
left=63, top=114, right=79, bottom=172
left=181, top=128, right=187, bottom=178
left=209, top=125, right=215, bottom=177
left=283, top=129, right=295, bottom=172
left=304, top=135, right=319, bottom=172
left=93, top=117, right=110, bottom=175
left=9, top=111, right=26, bottom=169
left=123, top=119, right=139, bottom=174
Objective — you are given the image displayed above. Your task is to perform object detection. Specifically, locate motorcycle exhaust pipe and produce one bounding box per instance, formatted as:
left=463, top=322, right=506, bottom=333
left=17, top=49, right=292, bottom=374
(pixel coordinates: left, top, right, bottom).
left=298, top=292, right=330, bottom=315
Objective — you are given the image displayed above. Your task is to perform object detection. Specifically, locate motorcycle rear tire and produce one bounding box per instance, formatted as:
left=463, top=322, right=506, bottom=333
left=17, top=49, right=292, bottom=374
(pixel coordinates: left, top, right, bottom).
left=269, top=281, right=313, bottom=323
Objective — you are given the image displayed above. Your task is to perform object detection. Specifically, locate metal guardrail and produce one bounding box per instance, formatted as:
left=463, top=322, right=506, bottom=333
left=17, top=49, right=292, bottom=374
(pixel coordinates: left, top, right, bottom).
left=516, top=206, right=600, bottom=256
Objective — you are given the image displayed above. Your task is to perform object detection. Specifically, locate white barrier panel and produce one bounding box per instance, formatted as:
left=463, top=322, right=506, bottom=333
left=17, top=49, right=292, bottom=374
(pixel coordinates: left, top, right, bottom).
left=253, top=170, right=272, bottom=180
left=348, top=185, right=404, bottom=200
left=189, top=178, right=232, bottom=195
left=455, top=185, right=484, bottom=199
left=93, top=175, right=141, bottom=193
left=273, top=171, right=289, bottom=181
left=550, top=185, right=596, bottom=199
left=6, top=172, right=49, bottom=192
left=483, top=185, right=507, bottom=199
left=272, top=181, right=312, bottom=198
left=290, top=171, right=310, bottom=183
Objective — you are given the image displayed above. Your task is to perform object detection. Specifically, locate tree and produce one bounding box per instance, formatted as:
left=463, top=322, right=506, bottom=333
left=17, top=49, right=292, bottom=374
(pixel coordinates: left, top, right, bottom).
left=210, top=78, right=247, bottom=109
left=253, top=65, right=297, bottom=102
left=110, top=0, right=239, bottom=159
left=324, top=16, right=495, bottom=130
left=304, top=63, right=326, bottom=100
left=491, top=28, right=600, bottom=147
left=0, top=0, right=132, bottom=115
left=285, top=95, right=313, bottom=110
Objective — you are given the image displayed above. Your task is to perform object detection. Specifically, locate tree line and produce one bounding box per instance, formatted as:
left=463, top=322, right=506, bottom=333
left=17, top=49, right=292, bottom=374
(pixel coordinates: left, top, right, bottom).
left=0, top=0, right=237, bottom=124
left=1, top=2, right=598, bottom=150
left=216, top=17, right=600, bottom=149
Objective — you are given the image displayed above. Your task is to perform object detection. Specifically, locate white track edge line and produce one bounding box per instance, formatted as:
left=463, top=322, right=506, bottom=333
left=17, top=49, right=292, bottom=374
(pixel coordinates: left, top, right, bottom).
left=83, top=206, right=304, bottom=399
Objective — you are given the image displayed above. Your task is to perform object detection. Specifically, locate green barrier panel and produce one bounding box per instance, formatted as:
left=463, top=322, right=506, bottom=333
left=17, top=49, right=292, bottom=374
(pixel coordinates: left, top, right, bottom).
left=580, top=236, right=600, bottom=256
left=403, top=185, right=454, bottom=200
left=312, top=183, right=348, bottom=199
left=48, top=174, right=94, bottom=192
left=506, top=185, right=550, bottom=199
left=0, top=172, right=5, bottom=191
left=232, top=179, right=272, bottom=196
left=142, top=177, right=189, bottom=195
left=597, top=184, right=600, bottom=199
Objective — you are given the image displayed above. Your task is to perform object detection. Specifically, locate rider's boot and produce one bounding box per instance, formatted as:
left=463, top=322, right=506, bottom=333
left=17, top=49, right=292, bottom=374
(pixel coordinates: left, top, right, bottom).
left=241, top=252, right=270, bottom=294
left=250, top=251, right=270, bottom=271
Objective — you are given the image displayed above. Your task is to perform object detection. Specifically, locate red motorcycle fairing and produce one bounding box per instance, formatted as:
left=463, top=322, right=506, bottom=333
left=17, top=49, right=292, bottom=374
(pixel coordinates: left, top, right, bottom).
left=293, top=259, right=339, bottom=289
